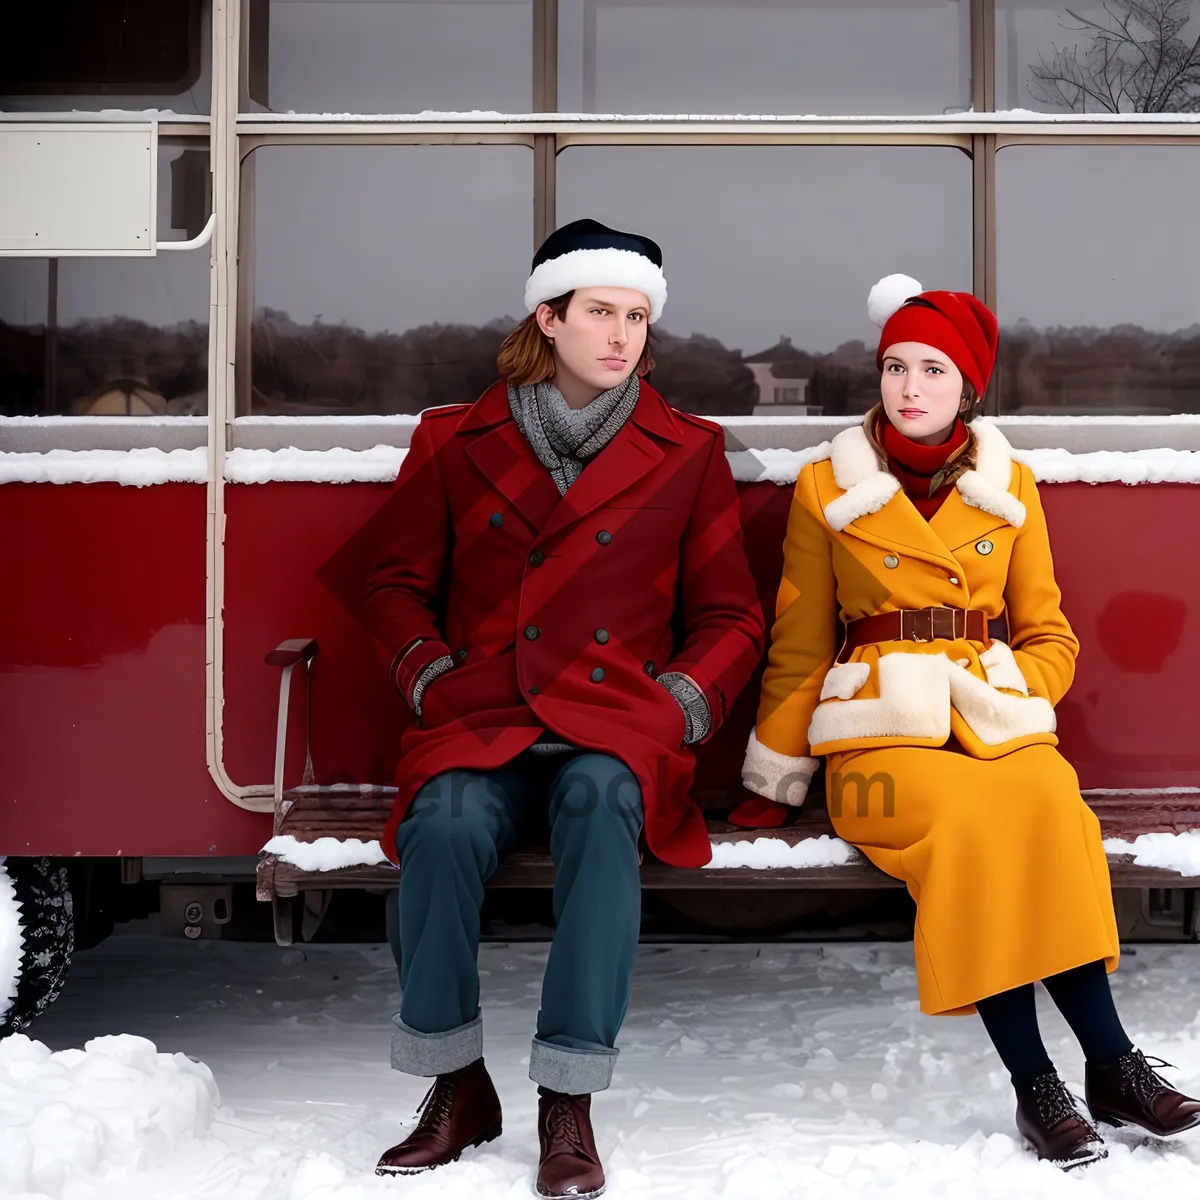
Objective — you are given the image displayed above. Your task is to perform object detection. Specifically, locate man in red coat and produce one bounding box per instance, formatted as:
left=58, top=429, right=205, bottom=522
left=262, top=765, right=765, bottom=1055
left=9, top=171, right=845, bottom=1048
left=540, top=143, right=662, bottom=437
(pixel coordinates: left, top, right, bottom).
left=366, top=219, right=764, bottom=1197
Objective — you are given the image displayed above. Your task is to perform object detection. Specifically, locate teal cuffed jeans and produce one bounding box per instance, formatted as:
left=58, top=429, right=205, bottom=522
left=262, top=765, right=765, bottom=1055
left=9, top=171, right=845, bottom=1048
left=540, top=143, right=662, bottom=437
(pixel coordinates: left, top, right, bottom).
left=386, top=751, right=644, bottom=1094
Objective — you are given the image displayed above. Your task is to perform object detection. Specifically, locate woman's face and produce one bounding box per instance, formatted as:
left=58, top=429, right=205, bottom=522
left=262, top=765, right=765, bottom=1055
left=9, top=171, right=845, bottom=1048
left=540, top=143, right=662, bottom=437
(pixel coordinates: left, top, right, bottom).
left=879, top=341, right=966, bottom=444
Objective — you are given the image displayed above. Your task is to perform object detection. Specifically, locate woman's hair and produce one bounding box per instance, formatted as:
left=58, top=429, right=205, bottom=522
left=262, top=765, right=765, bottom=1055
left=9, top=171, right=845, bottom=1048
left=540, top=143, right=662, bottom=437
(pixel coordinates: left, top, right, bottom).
left=496, top=291, right=657, bottom=386
left=867, top=381, right=983, bottom=491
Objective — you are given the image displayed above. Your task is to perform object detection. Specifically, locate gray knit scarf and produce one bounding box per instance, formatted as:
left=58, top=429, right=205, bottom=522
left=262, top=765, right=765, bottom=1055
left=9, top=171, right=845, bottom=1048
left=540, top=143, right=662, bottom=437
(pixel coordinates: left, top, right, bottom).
left=508, top=373, right=640, bottom=495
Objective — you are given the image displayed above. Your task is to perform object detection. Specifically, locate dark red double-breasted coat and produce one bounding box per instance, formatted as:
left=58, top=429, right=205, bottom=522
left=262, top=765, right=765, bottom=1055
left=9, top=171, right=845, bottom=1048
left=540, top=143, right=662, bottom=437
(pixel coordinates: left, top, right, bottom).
left=364, top=378, right=765, bottom=868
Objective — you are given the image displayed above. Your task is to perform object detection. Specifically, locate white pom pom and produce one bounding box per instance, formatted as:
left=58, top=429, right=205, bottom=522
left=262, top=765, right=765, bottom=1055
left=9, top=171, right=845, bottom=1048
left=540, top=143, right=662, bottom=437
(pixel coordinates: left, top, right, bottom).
left=867, top=274, right=924, bottom=328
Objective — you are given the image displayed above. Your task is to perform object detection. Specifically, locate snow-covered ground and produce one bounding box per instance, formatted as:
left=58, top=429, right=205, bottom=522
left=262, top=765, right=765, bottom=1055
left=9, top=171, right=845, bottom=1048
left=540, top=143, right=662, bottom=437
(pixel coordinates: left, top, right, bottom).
left=7, top=930, right=1200, bottom=1198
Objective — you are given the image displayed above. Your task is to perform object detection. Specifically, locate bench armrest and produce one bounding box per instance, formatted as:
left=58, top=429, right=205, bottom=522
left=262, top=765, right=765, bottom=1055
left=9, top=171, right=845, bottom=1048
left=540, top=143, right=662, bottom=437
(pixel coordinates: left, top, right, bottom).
left=264, top=638, right=319, bottom=829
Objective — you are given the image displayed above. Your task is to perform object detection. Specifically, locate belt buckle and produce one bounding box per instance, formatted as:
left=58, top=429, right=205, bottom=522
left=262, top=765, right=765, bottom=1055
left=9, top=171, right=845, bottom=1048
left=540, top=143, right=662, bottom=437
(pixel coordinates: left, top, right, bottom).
left=930, top=607, right=957, bottom=641
left=903, top=608, right=933, bottom=643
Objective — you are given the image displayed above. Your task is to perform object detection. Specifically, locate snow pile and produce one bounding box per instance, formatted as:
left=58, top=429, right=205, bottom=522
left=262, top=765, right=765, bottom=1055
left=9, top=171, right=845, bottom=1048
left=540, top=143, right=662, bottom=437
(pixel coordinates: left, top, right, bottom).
left=705, top=834, right=860, bottom=869
left=226, top=445, right=407, bottom=485
left=1104, top=829, right=1200, bottom=878
left=262, top=835, right=394, bottom=871
left=0, top=1034, right=219, bottom=1198
left=1016, top=447, right=1200, bottom=486
left=0, top=448, right=207, bottom=486
left=0, top=860, right=23, bottom=1025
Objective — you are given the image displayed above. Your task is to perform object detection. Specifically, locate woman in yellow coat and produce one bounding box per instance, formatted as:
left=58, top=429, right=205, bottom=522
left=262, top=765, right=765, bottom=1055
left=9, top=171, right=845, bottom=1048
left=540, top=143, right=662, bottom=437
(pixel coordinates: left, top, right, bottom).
left=732, top=275, right=1200, bottom=1168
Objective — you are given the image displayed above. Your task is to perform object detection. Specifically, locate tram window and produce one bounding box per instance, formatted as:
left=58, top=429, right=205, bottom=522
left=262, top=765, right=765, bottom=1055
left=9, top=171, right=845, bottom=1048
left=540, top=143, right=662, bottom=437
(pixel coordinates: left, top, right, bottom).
left=558, top=0, right=971, bottom=116
left=0, top=145, right=210, bottom=418
left=995, top=146, right=1200, bottom=415
left=555, top=144, right=972, bottom=416
left=0, top=0, right=210, bottom=115
left=996, top=0, right=1200, bottom=114
left=242, top=0, right=531, bottom=114
left=245, top=144, right=533, bottom=415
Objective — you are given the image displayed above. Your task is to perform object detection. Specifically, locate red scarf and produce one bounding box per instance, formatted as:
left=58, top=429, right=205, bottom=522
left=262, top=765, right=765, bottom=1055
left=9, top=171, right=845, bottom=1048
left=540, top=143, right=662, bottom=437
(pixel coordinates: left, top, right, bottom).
left=880, top=416, right=968, bottom=519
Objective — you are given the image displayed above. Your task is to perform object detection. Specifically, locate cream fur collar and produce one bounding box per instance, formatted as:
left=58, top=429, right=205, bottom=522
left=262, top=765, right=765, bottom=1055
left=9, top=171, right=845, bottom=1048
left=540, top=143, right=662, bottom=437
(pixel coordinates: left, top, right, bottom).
left=822, top=416, right=1026, bottom=532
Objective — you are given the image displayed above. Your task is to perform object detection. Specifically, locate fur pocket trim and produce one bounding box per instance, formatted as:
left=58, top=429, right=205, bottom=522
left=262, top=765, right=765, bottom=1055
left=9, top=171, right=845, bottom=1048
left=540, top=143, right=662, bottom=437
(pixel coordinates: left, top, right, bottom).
left=947, top=660, right=1055, bottom=745
left=820, top=661, right=871, bottom=702
left=979, top=641, right=1030, bottom=696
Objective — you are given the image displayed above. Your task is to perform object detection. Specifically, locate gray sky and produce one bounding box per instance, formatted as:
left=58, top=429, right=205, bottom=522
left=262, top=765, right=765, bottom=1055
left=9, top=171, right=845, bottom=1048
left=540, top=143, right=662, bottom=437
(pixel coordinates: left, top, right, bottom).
left=997, top=146, right=1200, bottom=331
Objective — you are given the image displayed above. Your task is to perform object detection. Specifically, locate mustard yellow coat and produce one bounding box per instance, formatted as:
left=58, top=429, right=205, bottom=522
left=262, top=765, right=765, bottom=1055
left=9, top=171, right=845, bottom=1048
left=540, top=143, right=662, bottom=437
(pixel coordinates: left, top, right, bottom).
left=743, top=417, right=1119, bottom=1015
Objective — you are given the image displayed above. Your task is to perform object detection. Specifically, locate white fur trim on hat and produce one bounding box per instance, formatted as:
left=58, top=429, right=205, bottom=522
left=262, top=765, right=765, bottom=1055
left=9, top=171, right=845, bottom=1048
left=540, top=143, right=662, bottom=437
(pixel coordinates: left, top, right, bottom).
left=867, top=274, right=924, bottom=328
left=524, top=248, right=668, bottom=323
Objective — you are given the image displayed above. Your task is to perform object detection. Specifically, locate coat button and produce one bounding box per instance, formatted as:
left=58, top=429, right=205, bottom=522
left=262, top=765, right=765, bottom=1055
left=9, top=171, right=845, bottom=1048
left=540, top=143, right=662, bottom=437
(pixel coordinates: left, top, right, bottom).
left=524, top=625, right=540, bottom=640
left=529, top=685, right=540, bottom=695
left=529, top=550, right=544, bottom=566
left=976, top=539, right=994, bottom=555
left=644, top=661, right=655, bottom=675
left=596, top=530, right=612, bottom=545
left=949, top=575, right=960, bottom=585
left=489, top=512, right=503, bottom=528
left=457, top=648, right=467, bottom=661
left=590, top=667, right=605, bottom=683
left=594, top=628, right=609, bottom=644
left=883, top=554, right=899, bottom=569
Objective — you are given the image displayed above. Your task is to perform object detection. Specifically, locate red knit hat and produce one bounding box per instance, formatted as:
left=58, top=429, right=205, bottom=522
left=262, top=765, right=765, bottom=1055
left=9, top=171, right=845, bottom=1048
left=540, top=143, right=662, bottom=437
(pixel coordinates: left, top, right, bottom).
left=868, top=274, right=999, bottom=398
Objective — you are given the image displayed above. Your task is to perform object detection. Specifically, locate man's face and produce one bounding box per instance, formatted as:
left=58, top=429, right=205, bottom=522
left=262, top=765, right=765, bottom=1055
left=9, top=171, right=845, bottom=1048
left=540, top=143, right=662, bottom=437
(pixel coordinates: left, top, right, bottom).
left=536, top=288, right=651, bottom=393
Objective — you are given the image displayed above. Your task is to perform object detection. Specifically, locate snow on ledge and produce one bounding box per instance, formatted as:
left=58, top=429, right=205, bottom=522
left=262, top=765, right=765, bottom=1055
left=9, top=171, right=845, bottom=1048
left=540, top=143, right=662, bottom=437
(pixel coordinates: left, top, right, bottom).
left=704, top=835, right=861, bottom=870
left=9, top=443, right=1200, bottom=487
left=0, top=448, right=207, bottom=486
left=262, top=832, right=862, bottom=872
left=245, top=107, right=1200, bottom=125
left=262, top=835, right=394, bottom=872
left=1103, top=829, right=1200, bottom=878
left=728, top=445, right=1200, bottom=486
left=225, top=446, right=406, bottom=484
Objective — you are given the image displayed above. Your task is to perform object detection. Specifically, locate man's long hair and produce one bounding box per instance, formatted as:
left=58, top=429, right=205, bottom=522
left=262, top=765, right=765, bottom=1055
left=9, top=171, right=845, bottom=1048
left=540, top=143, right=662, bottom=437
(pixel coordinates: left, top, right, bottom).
left=497, top=291, right=657, bottom=387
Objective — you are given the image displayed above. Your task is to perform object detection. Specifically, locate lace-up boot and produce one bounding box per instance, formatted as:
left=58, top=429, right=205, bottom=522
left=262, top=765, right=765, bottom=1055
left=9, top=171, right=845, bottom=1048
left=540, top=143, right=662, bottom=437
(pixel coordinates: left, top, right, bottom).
left=536, top=1089, right=606, bottom=1199
left=1014, top=1069, right=1108, bottom=1169
left=1086, top=1049, right=1200, bottom=1138
left=375, top=1058, right=502, bottom=1175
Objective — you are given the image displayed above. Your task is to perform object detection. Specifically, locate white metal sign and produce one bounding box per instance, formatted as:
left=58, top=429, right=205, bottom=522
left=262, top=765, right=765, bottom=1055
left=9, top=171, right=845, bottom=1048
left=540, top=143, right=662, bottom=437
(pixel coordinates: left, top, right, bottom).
left=0, top=122, right=158, bottom=256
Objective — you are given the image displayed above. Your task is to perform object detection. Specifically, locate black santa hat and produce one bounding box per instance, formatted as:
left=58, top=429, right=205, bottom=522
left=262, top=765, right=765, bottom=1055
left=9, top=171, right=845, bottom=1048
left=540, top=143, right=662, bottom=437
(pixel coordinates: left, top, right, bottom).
left=524, top=218, right=667, bottom=324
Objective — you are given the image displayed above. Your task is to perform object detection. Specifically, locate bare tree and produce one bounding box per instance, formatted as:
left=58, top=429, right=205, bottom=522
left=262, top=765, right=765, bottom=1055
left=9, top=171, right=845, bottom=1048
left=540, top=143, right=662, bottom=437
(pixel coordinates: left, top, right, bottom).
left=1029, top=0, right=1200, bottom=112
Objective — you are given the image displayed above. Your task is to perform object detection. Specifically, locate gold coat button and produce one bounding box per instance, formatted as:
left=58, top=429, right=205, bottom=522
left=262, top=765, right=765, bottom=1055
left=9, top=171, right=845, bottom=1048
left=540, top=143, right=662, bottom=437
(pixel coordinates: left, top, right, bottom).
left=883, top=554, right=899, bottom=569
left=976, top=539, right=994, bottom=555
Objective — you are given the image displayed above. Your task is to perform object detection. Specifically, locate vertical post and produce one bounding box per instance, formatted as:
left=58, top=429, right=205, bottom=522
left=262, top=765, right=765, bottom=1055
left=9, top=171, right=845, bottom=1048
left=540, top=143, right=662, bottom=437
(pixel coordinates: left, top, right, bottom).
left=207, top=0, right=270, bottom=809
left=973, top=132, right=998, bottom=413
left=971, top=0, right=995, bottom=114
left=44, top=258, right=58, bottom=415
left=533, top=1, right=558, bottom=247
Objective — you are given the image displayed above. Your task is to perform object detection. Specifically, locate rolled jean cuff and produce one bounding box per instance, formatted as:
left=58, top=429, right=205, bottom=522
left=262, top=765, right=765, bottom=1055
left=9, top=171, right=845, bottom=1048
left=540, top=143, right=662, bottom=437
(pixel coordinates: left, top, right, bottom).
left=529, top=1037, right=618, bottom=1094
left=390, top=1012, right=482, bottom=1077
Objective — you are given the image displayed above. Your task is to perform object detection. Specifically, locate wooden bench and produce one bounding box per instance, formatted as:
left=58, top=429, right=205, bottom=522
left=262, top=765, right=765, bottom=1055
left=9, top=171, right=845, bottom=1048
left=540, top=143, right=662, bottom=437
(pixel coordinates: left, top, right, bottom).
left=255, top=639, right=1200, bottom=945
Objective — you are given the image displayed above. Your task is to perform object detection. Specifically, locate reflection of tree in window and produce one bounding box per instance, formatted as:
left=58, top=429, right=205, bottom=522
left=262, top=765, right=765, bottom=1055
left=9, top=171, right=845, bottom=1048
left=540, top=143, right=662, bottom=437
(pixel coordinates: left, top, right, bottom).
left=1027, top=0, right=1200, bottom=112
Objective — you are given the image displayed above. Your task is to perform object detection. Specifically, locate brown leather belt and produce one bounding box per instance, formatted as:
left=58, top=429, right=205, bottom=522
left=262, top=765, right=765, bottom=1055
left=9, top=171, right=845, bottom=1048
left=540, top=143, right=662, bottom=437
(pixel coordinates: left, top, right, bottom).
left=842, top=607, right=1008, bottom=654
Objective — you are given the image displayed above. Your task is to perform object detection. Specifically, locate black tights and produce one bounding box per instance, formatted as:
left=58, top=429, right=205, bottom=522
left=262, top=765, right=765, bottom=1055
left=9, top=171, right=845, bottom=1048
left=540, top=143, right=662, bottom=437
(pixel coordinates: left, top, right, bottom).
left=975, top=959, right=1133, bottom=1086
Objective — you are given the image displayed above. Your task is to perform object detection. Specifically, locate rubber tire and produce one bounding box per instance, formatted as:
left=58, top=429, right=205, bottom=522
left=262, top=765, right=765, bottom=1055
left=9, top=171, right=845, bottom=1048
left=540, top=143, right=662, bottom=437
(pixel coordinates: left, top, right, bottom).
left=1, top=858, right=74, bottom=1038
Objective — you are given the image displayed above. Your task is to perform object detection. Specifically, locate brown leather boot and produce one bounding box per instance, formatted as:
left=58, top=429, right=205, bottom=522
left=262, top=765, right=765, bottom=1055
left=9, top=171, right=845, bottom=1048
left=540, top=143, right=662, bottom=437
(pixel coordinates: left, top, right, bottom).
left=1086, top=1049, right=1200, bottom=1138
left=536, top=1089, right=606, bottom=1199
left=1014, top=1070, right=1107, bottom=1170
left=375, top=1058, right=502, bottom=1176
